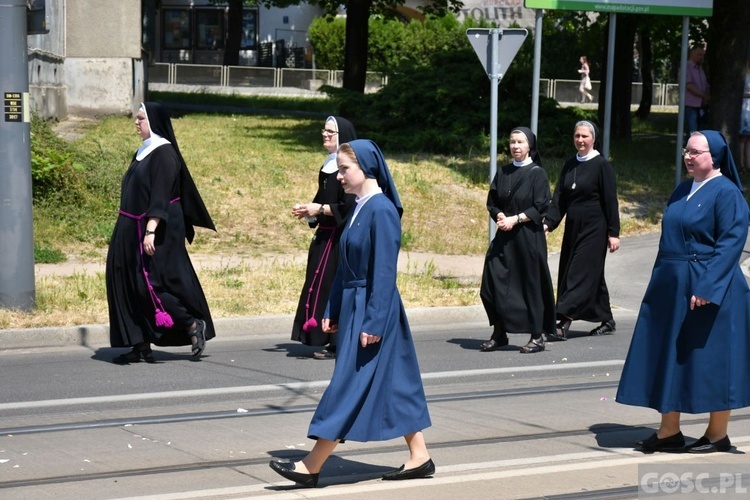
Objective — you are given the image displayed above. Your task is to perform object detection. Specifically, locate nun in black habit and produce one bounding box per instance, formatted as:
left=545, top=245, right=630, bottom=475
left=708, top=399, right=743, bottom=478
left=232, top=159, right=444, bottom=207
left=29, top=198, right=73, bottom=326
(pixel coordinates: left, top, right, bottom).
left=544, top=120, right=620, bottom=340
left=107, top=102, right=216, bottom=364
left=479, top=127, right=556, bottom=354
left=290, top=116, right=357, bottom=359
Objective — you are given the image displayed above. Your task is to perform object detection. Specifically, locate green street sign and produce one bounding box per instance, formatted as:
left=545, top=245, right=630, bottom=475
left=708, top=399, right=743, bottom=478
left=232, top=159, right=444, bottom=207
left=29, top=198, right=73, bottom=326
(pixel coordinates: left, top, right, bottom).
left=523, top=0, right=713, bottom=16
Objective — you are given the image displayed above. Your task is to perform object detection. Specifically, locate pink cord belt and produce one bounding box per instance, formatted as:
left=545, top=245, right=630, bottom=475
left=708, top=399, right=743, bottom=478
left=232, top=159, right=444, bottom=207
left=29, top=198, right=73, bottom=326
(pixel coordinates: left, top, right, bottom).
left=302, top=225, right=337, bottom=332
left=118, top=198, right=180, bottom=328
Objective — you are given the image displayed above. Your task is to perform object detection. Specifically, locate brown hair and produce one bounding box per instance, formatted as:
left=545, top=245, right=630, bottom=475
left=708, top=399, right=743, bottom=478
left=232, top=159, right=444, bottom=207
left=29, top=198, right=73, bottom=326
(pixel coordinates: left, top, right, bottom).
left=337, top=143, right=358, bottom=164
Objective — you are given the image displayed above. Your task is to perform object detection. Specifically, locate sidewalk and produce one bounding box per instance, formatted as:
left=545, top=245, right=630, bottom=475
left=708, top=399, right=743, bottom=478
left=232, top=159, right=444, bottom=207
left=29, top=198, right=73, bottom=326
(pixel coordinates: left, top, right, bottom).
left=3, top=251, right=487, bottom=350
left=7, top=231, right=747, bottom=351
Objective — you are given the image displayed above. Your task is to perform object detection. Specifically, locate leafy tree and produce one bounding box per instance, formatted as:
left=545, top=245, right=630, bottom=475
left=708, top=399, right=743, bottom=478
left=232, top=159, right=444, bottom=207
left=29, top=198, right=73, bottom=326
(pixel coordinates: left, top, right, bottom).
left=706, top=0, right=749, bottom=158
left=259, top=0, right=464, bottom=92
left=541, top=1, right=743, bottom=144
left=307, top=13, right=467, bottom=74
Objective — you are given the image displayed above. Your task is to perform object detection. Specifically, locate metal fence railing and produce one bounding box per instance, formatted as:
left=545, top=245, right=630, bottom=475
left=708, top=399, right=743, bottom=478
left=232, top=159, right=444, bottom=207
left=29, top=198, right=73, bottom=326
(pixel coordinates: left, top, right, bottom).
left=149, top=63, right=679, bottom=105
left=553, top=79, right=676, bottom=106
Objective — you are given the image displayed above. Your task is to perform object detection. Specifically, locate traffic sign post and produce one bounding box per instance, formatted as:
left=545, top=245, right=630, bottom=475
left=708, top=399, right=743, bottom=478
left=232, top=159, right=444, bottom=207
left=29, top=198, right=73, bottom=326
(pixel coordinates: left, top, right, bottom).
left=466, top=28, right=528, bottom=243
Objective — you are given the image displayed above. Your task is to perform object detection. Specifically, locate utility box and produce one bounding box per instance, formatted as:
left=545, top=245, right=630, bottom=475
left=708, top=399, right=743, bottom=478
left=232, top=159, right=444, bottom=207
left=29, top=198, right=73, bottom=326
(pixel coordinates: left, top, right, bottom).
left=27, top=0, right=50, bottom=35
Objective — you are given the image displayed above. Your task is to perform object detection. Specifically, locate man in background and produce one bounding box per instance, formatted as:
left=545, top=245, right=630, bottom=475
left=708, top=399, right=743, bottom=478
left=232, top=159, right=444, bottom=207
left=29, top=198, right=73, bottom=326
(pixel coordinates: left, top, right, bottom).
left=685, top=45, right=710, bottom=139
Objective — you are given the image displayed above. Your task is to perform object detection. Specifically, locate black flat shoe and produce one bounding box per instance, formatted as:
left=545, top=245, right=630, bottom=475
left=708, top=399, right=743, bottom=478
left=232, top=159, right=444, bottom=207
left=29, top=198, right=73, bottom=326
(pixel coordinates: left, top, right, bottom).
left=312, top=348, right=336, bottom=359
left=636, top=431, right=685, bottom=452
left=548, top=319, right=571, bottom=341
left=685, top=435, right=731, bottom=453
left=519, top=336, right=545, bottom=354
left=382, top=458, right=435, bottom=481
left=590, top=319, right=616, bottom=336
left=190, top=319, right=206, bottom=357
left=113, top=347, right=154, bottom=364
left=480, top=337, right=509, bottom=351
left=141, top=348, right=155, bottom=364
left=269, top=460, right=319, bottom=488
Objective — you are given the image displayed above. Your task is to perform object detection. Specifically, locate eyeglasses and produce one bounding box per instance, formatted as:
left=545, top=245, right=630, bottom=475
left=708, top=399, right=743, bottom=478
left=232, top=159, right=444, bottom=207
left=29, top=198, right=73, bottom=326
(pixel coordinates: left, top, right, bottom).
left=321, top=129, right=338, bottom=136
left=682, top=148, right=710, bottom=158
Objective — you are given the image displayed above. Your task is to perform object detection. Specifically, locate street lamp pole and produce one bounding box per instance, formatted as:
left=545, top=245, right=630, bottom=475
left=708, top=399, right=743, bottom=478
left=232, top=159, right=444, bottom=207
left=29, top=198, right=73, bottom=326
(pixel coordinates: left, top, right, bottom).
left=0, top=0, right=36, bottom=310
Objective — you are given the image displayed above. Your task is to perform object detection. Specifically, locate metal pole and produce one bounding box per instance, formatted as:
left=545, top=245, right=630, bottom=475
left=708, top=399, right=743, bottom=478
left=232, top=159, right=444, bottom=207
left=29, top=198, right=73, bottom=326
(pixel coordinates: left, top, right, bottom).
left=0, top=0, right=36, bottom=310
left=676, top=16, right=690, bottom=188
left=602, top=13, right=616, bottom=159
left=530, top=9, right=543, bottom=136
left=488, top=28, right=500, bottom=244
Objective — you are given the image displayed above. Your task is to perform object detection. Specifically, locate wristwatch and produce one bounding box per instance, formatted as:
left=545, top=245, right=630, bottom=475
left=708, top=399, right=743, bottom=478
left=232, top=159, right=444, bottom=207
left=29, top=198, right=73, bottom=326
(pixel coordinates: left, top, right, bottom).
left=319, top=205, right=325, bottom=216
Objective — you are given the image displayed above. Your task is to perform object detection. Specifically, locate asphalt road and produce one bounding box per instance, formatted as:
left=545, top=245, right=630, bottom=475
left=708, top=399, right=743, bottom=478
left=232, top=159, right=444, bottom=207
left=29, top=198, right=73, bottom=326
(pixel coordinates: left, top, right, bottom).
left=1, top=233, right=750, bottom=499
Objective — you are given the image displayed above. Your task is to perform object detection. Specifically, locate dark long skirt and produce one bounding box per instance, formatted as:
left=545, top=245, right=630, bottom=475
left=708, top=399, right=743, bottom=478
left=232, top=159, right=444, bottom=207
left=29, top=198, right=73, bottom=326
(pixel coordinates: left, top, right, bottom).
left=291, top=227, right=341, bottom=346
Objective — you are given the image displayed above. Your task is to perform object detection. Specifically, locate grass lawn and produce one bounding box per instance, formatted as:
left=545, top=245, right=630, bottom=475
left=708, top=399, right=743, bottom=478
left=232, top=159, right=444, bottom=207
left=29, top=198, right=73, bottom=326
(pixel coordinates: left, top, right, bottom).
left=3, top=108, right=739, bottom=329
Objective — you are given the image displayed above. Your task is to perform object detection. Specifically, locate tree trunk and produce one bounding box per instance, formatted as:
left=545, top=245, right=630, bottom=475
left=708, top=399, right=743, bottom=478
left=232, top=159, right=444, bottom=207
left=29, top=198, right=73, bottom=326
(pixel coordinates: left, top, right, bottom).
left=706, top=0, right=750, bottom=158
left=140, top=0, right=157, bottom=102
left=141, top=0, right=156, bottom=65
left=223, top=0, right=244, bottom=67
left=598, top=14, right=637, bottom=140
left=634, top=25, right=653, bottom=120
left=343, top=0, right=373, bottom=93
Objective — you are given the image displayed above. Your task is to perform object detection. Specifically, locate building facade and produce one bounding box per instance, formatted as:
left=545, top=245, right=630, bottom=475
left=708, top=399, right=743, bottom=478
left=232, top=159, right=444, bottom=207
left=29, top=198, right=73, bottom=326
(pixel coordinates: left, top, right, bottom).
left=27, top=0, right=537, bottom=119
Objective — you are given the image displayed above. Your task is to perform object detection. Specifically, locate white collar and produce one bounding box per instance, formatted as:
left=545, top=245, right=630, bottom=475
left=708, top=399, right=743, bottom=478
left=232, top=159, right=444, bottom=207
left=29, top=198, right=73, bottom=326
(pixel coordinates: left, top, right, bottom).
left=513, top=158, right=533, bottom=167
left=321, top=153, right=338, bottom=174
left=349, top=187, right=383, bottom=227
left=576, top=149, right=601, bottom=162
left=136, top=133, right=171, bottom=161
left=355, top=186, right=383, bottom=205
left=687, top=172, right=722, bottom=200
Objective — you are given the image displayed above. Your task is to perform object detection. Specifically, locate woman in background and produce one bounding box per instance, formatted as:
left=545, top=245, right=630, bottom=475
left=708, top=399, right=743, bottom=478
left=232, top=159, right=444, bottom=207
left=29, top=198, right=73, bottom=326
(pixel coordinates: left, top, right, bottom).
left=291, top=116, right=357, bottom=359
left=578, top=56, right=593, bottom=103
left=545, top=120, right=620, bottom=341
left=480, top=127, right=556, bottom=354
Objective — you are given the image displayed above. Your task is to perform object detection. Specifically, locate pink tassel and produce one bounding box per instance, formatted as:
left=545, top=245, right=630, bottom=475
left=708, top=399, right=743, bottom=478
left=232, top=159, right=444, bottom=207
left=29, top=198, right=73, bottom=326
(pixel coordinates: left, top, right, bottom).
left=302, top=318, right=318, bottom=332
left=155, top=310, right=174, bottom=328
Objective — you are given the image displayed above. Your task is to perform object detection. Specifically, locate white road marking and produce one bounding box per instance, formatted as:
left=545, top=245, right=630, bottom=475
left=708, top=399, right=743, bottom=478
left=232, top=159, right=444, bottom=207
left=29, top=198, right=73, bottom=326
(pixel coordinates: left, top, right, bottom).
left=0, top=360, right=625, bottom=411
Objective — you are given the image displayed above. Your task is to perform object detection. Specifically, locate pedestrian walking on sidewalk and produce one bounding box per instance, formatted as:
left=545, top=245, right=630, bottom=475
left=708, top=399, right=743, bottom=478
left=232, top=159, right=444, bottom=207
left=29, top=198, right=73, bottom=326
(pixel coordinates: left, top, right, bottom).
left=290, top=116, right=357, bottom=360
left=544, top=120, right=620, bottom=340
left=269, top=140, right=434, bottom=487
left=616, top=130, right=750, bottom=454
left=479, top=127, right=556, bottom=354
left=107, top=102, right=216, bottom=364
left=578, top=56, right=594, bottom=103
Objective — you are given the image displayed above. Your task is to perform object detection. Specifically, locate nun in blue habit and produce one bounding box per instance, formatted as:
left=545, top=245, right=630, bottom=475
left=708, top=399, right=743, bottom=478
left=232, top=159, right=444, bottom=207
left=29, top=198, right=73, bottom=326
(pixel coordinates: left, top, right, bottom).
left=269, top=140, right=434, bottom=487
left=616, top=130, right=750, bottom=454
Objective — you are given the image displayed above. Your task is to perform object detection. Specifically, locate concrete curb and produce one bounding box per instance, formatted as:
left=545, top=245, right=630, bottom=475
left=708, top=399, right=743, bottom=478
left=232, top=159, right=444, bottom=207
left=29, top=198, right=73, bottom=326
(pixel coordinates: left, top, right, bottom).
left=0, top=305, right=486, bottom=350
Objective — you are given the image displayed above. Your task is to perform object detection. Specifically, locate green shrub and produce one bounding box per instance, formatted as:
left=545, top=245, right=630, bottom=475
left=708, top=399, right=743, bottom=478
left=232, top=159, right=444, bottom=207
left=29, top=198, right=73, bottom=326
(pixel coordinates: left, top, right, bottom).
left=308, top=14, right=587, bottom=155
left=34, top=243, right=66, bottom=264
left=308, top=17, right=346, bottom=70
left=326, top=45, right=585, bottom=156
left=30, top=117, right=85, bottom=199
left=308, top=14, right=480, bottom=74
